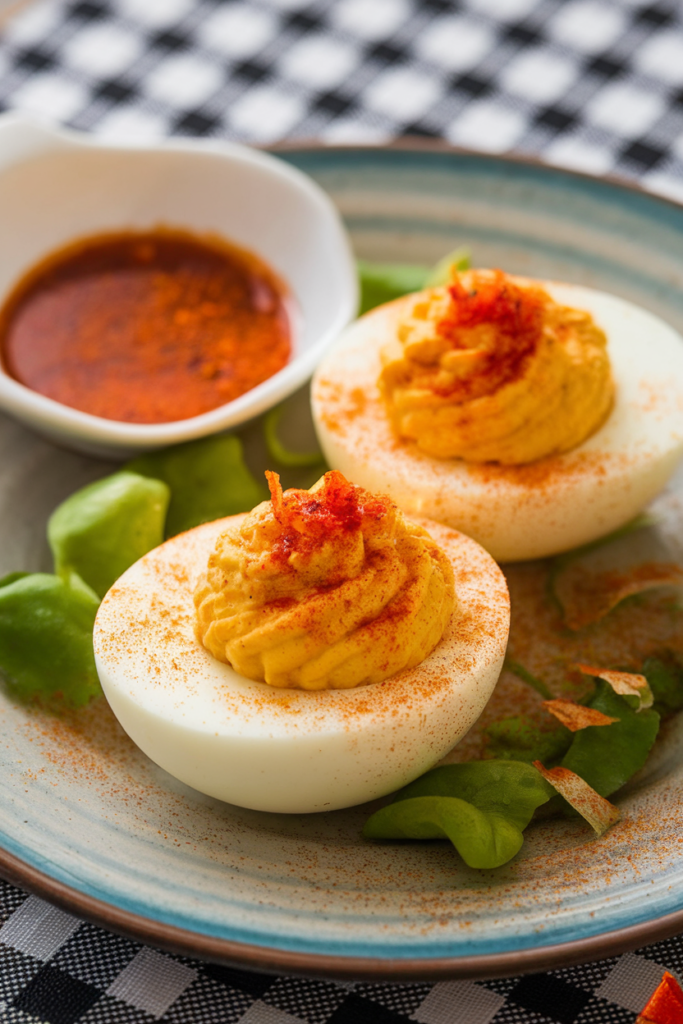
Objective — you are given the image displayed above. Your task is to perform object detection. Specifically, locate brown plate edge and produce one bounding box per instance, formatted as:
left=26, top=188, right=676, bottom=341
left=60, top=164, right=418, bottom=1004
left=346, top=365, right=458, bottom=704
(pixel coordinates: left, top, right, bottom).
left=1, top=842, right=681, bottom=982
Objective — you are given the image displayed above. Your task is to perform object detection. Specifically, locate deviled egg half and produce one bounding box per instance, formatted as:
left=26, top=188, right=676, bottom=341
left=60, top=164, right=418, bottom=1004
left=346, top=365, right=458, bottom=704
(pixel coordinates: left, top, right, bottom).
left=312, top=270, right=683, bottom=561
left=94, top=472, right=509, bottom=813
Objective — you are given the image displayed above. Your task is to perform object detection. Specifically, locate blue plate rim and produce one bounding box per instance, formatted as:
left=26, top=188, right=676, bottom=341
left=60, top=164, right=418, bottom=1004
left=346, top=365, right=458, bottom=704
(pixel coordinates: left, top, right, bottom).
left=3, top=138, right=683, bottom=981
left=2, top=841, right=683, bottom=981
left=271, top=135, right=683, bottom=220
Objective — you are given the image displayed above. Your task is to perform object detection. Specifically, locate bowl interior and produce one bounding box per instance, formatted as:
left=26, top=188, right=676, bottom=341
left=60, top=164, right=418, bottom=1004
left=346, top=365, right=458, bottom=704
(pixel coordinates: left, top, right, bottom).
left=0, top=140, right=351, bottom=364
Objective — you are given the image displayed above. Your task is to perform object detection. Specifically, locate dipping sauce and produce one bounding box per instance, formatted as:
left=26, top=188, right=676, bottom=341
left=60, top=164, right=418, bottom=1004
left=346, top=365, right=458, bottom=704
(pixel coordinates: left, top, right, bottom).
left=0, top=228, right=292, bottom=423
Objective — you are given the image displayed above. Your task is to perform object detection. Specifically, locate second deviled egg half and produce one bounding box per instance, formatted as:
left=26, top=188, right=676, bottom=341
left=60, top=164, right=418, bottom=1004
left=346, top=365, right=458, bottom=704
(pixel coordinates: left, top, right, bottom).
left=312, top=269, right=683, bottom=561
left=94, top=471, right=509, bottom=813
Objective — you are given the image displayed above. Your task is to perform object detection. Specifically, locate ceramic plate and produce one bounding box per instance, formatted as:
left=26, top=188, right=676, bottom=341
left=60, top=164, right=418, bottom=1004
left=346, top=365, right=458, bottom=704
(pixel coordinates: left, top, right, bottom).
left=2, top=143, right=683, bottom=981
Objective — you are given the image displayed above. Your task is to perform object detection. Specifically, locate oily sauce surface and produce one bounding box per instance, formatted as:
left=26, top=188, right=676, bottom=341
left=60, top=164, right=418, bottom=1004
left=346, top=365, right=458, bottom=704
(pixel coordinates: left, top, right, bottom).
left=0, top=229, right=292, bottom=423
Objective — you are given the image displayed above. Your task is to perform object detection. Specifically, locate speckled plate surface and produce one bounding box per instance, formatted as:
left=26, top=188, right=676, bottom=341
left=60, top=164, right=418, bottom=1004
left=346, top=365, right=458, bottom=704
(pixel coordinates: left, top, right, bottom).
left=2, top=143, right=683, bottom=980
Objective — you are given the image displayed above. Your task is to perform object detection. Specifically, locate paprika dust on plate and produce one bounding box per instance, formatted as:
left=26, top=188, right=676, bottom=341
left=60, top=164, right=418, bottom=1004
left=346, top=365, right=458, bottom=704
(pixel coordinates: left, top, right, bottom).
left=0, top=228, right=293, bottom=424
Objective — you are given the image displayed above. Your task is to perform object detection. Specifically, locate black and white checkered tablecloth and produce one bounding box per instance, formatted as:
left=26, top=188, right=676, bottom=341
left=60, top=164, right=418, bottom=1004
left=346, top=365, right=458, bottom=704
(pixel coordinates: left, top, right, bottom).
left=3, top=883, right=683, bottom=1024
left=2, top=0, right=683, bottom=192
left=1, top=0, right=683, bottom=1021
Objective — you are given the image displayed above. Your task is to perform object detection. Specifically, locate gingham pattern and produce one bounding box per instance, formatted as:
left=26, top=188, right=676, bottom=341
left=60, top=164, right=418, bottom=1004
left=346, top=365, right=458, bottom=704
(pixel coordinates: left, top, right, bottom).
left=0, top=884, right=681, bottom=1023
left=0, top=0, right=682, bottom=199
left=1, top=0, right=683, bottom=1020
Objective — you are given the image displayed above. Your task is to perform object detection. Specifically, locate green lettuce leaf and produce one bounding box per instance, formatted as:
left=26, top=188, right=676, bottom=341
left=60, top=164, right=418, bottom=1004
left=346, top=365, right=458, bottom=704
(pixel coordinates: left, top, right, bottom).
left=362, top=761, right=553, bottom=869
left=0, top=572, right=100, bottom=707
left=357, top=248, right=470, bottom=315
left=0, top=572, right=30, bottom=588
left=423, top=247, right=471, bottom=287
left=643, top=654, right=683, bottom=715
left=264, top=404, right=326, bottom=468
left=48, top=471, right=170, bottom=599
left=127, top=434, right=264, bottom=538
left=560, top=679, right=660, bottom=796
left=357, top=261, right=431, bottom=315
left=485, top=715, right=573, bottom=765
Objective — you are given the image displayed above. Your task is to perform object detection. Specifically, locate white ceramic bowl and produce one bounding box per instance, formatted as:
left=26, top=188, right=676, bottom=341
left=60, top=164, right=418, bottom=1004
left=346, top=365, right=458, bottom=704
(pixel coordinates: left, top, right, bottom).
left=0, top=114, right=357, bottom=457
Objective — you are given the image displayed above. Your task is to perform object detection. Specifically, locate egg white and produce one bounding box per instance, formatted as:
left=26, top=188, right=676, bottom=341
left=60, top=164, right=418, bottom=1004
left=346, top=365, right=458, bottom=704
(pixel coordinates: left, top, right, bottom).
left=93, top=515, right=509, bottom=814
left=312, top=281, right=683, bottom=562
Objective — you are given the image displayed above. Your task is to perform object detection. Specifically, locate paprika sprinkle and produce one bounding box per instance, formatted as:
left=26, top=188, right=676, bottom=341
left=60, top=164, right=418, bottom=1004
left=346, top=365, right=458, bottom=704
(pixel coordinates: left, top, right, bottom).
left=0, top=228, right=293, bottom=424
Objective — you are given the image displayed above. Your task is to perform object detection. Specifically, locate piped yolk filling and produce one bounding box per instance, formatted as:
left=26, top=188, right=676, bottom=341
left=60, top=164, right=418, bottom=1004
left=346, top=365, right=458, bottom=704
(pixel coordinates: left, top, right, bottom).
left=194, top=471, right=455, bottom=690
left=379, top=268, right=614, bottom=465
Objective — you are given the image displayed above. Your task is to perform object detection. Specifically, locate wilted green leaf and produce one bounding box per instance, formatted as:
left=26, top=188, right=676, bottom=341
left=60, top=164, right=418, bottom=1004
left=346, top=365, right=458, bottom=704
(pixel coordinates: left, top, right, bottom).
left=363, top=761, right=553, bottom=869
left=423, top=247, right=471, bottom=286
left=485, top=715, right=572, bottom=764
left=357, top=247, right=471, bottom=315
left=561, top=679, right=660, bottom=797
left=643, top=654, right=683, bottom=715
left=264, top=404, right=325, bottom=468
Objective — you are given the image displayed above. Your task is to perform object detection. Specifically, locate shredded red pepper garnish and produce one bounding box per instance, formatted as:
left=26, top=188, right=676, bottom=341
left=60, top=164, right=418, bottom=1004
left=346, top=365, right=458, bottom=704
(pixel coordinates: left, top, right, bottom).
left=443, top=268, right=544, bottom=337
left=637, top=971, right=683, bottom=1024
left=431, top=269, right=546, bottom=399
left=265, top=470, right=389, bottom=563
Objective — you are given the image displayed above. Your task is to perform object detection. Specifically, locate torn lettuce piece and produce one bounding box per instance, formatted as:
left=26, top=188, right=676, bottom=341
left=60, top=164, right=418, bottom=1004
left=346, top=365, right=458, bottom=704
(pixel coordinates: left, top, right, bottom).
left=48, top=472, right=168, bottom=596
left=533, top=762, right=620, bottom=836
left=550, top=519, right=683, bottom=630
left=357, top=261, right=431, bottom=315
left=357, top=248, right=471, bottom=315
left=363, top=761, right=553, bottom=869
left=575, top=663, right=653, bottom=712
left=423, top=247, right=471, bottom=287
left=542, top=698, right=619, bottom=731
left=0, top=572, right=30, bottom=588
left=485, top=715, right=573, bottom=765
left=561, top=679, right=660, bottom=797
left=264, top=404, right=325, bottom=468
left=0, top=572, right=100, bottom=707
left=127, top=434, right=264, bottom=538
left=48, top=471, right=170, bottom=599
left=643, top=654, right=683, bottom=715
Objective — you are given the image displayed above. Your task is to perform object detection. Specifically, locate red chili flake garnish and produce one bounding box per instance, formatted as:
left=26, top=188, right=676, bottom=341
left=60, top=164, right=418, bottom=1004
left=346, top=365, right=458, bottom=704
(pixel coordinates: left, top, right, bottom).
left=443, top=269, right=544, bottom=337
left=637, top=971, right=683, bottom=1024
left=265, top=470, right=390, bottom=564
left=431, top=269, right=546, bottom=399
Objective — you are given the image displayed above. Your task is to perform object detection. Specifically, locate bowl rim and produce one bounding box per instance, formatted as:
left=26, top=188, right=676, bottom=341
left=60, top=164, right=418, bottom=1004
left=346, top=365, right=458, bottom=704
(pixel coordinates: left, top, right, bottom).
left=0, top=114, right=358, bottom=450
left=2, top=136, right=683, bottom=981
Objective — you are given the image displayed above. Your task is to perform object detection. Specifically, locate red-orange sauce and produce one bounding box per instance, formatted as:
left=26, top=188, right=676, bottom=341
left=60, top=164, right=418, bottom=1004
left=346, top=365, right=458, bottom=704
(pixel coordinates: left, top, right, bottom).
left=0, top=228, right=292, bottom=423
